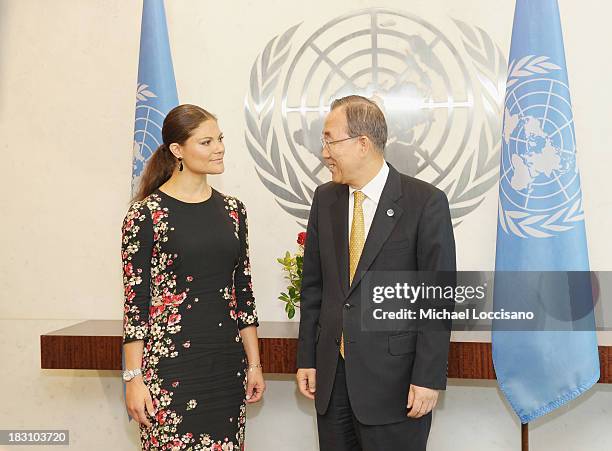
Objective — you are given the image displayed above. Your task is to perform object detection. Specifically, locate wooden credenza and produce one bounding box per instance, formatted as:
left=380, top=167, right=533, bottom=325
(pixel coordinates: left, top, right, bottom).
left=40, top=320, right=611, bottom=382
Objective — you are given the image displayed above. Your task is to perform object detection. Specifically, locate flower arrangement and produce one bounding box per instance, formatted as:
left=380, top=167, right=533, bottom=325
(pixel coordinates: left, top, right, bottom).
left=277, top=232, right=306, bottom=319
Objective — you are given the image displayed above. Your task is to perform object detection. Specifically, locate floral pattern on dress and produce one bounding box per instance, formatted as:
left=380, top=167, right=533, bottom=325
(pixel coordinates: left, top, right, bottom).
left=122, top=195, right=190, bottom=448
left=223, top=196, right=259, bottom=331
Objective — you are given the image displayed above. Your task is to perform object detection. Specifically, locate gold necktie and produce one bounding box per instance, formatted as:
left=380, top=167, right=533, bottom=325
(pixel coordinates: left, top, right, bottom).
left=340, top=190, right=366, bottom=358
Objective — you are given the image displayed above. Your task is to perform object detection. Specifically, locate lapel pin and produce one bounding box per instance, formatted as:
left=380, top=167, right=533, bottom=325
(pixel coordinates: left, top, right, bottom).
left=386, top=209, right=394, bottom=217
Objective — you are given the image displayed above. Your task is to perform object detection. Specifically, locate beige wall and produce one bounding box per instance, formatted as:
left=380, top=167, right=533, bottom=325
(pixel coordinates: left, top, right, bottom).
left=1, top=1, right=611, bottom=450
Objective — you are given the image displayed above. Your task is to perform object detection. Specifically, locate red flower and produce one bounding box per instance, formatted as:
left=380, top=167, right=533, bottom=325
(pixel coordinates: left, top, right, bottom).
left=212, top=444, right=223, bottom=451
left=229, top=211, right=239, bottom=222
left=152, top=210, right=164, bottom=224
left=155, top=409, right=167, bottom=424
left=123, top=262, right=133, bottom=276
left=297, top=232, right=307, bottom=246
left=162, top=291, right=186, bottom=306
left=168, top=313, right=181, bottom=326
left=149, top=304, right=165, bottom=318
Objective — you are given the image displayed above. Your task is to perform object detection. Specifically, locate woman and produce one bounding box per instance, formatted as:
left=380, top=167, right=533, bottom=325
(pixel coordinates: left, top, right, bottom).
left=121, top=104, right=265, bottom=450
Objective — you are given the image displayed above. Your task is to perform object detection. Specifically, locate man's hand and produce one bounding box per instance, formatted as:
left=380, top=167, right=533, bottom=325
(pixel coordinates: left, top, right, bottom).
left=407, top=384, right=439, bottom=418
left=296, top=368, right=317, bottom=400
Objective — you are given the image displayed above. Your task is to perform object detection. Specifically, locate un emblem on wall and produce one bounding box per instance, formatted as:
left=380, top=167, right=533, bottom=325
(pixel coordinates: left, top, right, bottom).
left=245, top=9, right=507, bottom=227
left=498, top=56, right=584, bottom=238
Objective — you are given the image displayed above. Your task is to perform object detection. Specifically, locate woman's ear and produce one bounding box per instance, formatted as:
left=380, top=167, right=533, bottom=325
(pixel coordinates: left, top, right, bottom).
left=169, top=143, right=182, bottom=159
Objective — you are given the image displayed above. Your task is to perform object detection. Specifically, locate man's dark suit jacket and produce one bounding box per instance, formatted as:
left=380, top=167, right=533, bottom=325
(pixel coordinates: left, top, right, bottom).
left=297, top=163, right=456, bottom=426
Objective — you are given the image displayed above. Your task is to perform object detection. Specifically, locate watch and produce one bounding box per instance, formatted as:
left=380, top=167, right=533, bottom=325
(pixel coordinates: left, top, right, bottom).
left=122, top=368, right=142, bottom=382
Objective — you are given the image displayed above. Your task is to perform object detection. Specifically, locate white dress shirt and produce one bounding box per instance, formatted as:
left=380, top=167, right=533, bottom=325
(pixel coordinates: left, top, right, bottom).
left=348, top=161, right=390, bottom=239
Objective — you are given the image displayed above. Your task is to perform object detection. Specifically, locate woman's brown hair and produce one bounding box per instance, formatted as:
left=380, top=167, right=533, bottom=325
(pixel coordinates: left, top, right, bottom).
left=133, top=104, right=217, bottom=202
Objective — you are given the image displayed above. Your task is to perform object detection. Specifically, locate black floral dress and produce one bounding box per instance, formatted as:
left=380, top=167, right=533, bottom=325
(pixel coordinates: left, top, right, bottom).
left=121, top=188, right=258, bottom=451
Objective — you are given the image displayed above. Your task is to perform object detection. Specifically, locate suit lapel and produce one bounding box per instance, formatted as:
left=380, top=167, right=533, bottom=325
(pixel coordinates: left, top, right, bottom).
left=329, top=184, right=349, bottom=297
left=347, top=165, right=404, bottom=298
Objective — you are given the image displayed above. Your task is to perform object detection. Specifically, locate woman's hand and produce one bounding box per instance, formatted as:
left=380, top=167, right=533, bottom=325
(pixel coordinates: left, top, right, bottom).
left=245, top=367, right=266, bottom=403
left=126, top=378, right=155, bottom=427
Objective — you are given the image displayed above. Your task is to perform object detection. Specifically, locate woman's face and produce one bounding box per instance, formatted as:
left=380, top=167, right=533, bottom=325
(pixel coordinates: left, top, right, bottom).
left=178, top=119, right=225, bottom=175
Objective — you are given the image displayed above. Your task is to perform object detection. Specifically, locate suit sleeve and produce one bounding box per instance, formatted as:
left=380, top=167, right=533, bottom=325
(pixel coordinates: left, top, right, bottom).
left=412, top=189, right=456, bottom=390
left=234, top=200, right=259, bottom=330
left=296, top=187, right=322, bottom=369
left=122, top=202, right=153, bottom=344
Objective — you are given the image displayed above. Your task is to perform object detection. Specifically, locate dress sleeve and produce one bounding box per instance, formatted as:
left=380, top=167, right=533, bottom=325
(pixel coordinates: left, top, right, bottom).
left=121, top=201, right=153, bottom=344
left=234, top=200, right=259, bottom=330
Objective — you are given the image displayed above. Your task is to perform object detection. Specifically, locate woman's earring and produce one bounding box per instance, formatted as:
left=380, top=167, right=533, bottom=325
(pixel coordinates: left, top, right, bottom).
left=178, top=157, right=183, bottom=172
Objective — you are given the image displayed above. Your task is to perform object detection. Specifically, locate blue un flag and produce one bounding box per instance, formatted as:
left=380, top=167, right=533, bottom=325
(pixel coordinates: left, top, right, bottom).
left=125, top=0, right=178, bottom=421
left=492, top=0, right=600, bottom=423
left=131, top=0, right=179, bottom=195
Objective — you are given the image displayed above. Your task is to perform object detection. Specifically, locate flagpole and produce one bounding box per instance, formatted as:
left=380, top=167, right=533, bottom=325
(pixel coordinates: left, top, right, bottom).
left=521, top=423, right=528, bottom=451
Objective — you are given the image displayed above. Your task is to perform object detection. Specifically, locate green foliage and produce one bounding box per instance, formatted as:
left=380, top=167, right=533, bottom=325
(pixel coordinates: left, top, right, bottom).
left=277, top=243, right=304, bottom=319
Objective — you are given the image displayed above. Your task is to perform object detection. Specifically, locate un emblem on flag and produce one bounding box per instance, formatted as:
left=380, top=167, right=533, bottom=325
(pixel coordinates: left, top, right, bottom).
left=498, top=56, right=585, bottom=238
left=245, top=9, right=507, bottom=227
left=132, top=84, right=164, bottom=192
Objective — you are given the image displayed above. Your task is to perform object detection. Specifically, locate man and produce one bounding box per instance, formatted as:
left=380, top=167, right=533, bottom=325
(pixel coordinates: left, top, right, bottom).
left=296, top=95, right=456, bottom=451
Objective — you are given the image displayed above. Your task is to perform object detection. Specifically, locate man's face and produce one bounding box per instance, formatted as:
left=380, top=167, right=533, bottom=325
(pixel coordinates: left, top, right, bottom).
left=321, top=107, right=362, bottom=185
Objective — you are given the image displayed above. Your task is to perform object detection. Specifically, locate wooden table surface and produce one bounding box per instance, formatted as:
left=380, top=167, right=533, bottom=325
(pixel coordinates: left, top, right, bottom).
left=40, top=320, right=611, bottom=382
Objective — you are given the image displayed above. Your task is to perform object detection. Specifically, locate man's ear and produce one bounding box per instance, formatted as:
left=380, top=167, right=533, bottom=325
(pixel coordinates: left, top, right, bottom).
left=359, top=135, right=369, bottom=153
